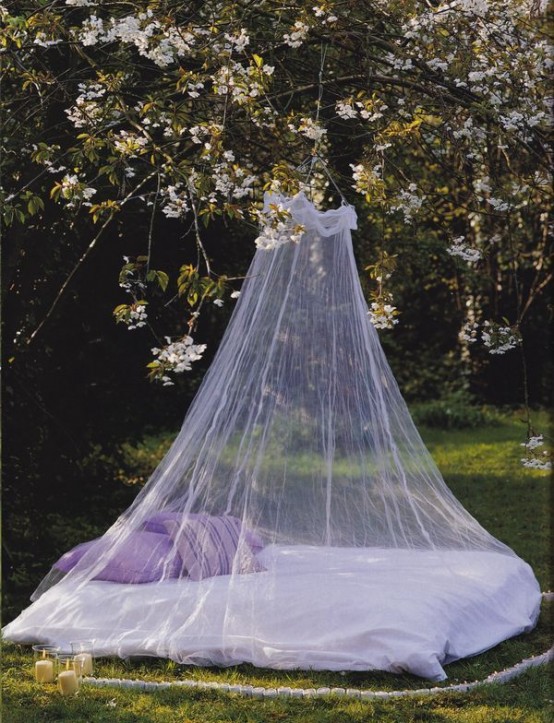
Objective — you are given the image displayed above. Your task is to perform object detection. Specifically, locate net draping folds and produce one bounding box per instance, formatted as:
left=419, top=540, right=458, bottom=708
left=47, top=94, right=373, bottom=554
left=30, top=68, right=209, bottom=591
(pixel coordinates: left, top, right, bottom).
left=3, top=193, right=541, bottom=680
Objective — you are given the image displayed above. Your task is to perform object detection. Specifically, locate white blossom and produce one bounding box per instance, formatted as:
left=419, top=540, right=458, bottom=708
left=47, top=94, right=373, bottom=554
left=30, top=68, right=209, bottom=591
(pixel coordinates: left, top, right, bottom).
left=459, top=321, right=479, bottom=344
left=520, top=435, right=551, bottom=470
left=126, top=304, right=148, bottom=330
left=189, top=123, right=222, bottom=144
left=161, top=185, right=190, bottom=218
left=60, top=174, right=80, bottom=195
left=213, top=166, right=256, bottom=199
left=151, top=336, right=207, bottom=376
left=391, top=58, right=414, bottom=71
left=283, top=21, right=310, bottom=48
left=474, top=176, right=491, bottom=195
left=312, top=6, right=338, bottom=23
left=447, top=236, right=482, bottom=263
left=77, top=11, right=195, bottom=66
left=356, top=100, right=387, bottom=122
left=499, top=110, right=525, bottom=131
left=487, top=197, right=510, bottom=213
left=82, top=187, right=97, bottom=201
left=65, top=81, right=116, bottom=128
left=368, top=302, right=399, bottom=330
left=255, top=203, right=305, bottom=251
left=224, top=29, right=250, bottom=53
left=349, top=163, right=384, bottom=198
left=521, top=458, right=552, bottom=470
left=481, top=321, right=520, bottom=354
left=427, top=58, right=449, bottom=73
left=456, top=0, right=490, bottom=16
left=113, top=130, right=148, bottom=157
left=34, top=33, right=62, bottom=47
left=336, top=101, right=358, bottom=120
left=78, top=14, right=104, bottom=46
left=290, top=117, right=327, bottom=142
left=58, top=179, right=96, bottom=205
left=389, top=184, right=424, bottom=222
left=46, top=165, right=67, bottom=174
left=521, top=435, right=544, bottom=450
left=468, top=70, right=486, bottom=83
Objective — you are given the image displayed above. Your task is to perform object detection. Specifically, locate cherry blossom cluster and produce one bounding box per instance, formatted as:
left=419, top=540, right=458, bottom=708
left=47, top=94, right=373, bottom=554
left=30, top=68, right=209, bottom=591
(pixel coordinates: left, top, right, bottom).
left=459, top=320, right=521, bottom=355
left=447, top=237, right=482, bottom=264
left=254, top=203, right=306, bottom=251
left=113, top=301, right=149, bottom=330
left=76, top=10, right=196, bottom=67
left=65, top=81, right=116, bottom=129
left=126, top=304, right=148, bottom=330
left=283, top=21, right=310, bottom=48
left=150, top=336, right=207, bottom=385
left=336, top=97, right=388, bottom=123
left=389, top=185, right=424, bottom=223
left=368, top=301, right=399, bottom=330
left=520, top=435, right=552, bottom=471
left=289, top=117, right=328, bottom=142
left=480, top=321, right=521, bottom=355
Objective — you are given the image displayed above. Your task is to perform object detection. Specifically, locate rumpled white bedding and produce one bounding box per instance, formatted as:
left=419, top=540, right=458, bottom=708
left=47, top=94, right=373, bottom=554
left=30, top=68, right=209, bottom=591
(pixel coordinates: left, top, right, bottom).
left=2, top=545, right=541, bottom=680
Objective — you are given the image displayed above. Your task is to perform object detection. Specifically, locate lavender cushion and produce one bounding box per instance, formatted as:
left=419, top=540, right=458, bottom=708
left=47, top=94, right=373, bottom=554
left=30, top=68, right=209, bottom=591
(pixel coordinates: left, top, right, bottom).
left=143, top=512, right=266, bottom=554
left=142, top=512, right=184, bottom=534
left=244, top=529, right=265, bottom=554
left=54, top=540, right=96, bottom=573
left=53, top=532, right=183, bottom=583
left=165, top=516, right=265, bottom=581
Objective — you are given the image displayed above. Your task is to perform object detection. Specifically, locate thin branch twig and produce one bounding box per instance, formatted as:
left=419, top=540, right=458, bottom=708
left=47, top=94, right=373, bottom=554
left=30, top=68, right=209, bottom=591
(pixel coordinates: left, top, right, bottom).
left=26, top=172, right=158, bottom=346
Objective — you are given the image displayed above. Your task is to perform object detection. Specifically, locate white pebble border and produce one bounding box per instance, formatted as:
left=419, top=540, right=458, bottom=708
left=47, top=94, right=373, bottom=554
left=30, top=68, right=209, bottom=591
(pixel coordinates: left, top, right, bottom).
left=82, top=647, right=553, bottom=700
left=81, top=592, right=554, bottom=701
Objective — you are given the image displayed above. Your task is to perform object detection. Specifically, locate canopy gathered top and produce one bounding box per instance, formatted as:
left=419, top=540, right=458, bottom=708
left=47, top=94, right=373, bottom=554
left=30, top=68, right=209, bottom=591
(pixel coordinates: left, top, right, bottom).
left=3, top=193, right=540, bottom=681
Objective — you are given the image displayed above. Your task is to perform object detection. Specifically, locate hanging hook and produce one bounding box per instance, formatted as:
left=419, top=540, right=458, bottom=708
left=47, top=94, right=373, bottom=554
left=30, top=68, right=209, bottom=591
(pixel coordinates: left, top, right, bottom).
left=295, top=43, right=349, bottom=206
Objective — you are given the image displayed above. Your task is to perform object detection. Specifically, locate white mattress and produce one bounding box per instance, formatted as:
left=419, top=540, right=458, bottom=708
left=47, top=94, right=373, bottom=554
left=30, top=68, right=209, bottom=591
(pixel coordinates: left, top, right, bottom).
left=3, top=545, right=541, bottom=680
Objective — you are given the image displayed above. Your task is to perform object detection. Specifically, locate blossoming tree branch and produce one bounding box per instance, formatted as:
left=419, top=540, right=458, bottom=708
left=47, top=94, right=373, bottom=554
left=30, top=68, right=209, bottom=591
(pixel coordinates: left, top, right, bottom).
left=2, top=0, right=551, bottom=467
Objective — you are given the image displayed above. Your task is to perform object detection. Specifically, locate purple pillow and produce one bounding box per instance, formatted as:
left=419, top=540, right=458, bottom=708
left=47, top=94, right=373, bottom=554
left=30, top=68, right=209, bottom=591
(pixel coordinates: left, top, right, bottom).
left=54, top=539, right=97, bottom=573
left=165, top=516, right=265, bottom=581
left=142, top=512, right=184, bottom=534
left=143, top=512, right=265, bottom=554
left=244, top=528, right=265, bottom=554
left=53, top=532, right=183, bottom=584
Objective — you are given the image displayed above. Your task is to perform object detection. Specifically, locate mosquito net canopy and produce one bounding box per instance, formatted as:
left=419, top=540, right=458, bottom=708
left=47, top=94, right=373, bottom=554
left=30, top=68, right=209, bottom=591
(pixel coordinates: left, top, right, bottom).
left=4, top=193, right=540, bottom=680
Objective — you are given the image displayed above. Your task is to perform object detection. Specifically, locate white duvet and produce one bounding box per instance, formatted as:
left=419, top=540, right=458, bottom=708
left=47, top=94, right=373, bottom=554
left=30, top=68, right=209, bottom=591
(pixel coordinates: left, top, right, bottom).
left=3, top=545, right=541, bottom=680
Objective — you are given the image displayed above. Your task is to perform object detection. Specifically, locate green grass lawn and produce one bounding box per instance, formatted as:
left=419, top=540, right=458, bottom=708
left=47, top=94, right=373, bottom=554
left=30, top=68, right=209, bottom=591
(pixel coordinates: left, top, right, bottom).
left=2, top=410, right=552, bottom=722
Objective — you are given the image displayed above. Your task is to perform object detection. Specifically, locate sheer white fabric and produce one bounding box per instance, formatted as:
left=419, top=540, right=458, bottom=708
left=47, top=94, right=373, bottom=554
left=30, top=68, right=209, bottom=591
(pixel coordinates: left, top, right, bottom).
left=3, top=193, right=540, bottom=679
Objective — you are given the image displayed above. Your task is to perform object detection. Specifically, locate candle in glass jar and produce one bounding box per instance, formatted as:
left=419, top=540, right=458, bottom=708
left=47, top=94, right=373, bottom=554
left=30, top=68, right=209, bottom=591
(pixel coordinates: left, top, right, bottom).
left=35, top=659, right=54, bottom=683
left=58, top=670, right=79, bottom=695
left=74, top=653, right=93, bottom=676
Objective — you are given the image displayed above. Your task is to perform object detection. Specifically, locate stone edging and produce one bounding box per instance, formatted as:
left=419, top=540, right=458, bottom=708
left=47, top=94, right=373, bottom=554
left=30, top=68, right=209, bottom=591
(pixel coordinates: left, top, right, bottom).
left=82, top=647, right=553, bottom=700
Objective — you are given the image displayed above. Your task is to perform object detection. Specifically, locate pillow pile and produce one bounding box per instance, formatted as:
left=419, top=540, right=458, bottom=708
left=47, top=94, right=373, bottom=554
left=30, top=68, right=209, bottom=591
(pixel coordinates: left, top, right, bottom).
left=53, top=513, right=265, bottom=583
left=53, top=531, right=183, bottom=584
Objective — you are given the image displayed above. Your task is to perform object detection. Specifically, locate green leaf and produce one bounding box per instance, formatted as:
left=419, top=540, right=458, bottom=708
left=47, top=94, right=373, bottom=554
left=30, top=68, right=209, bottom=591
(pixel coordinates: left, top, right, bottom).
left=146, top=270, right=169, bottom=291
